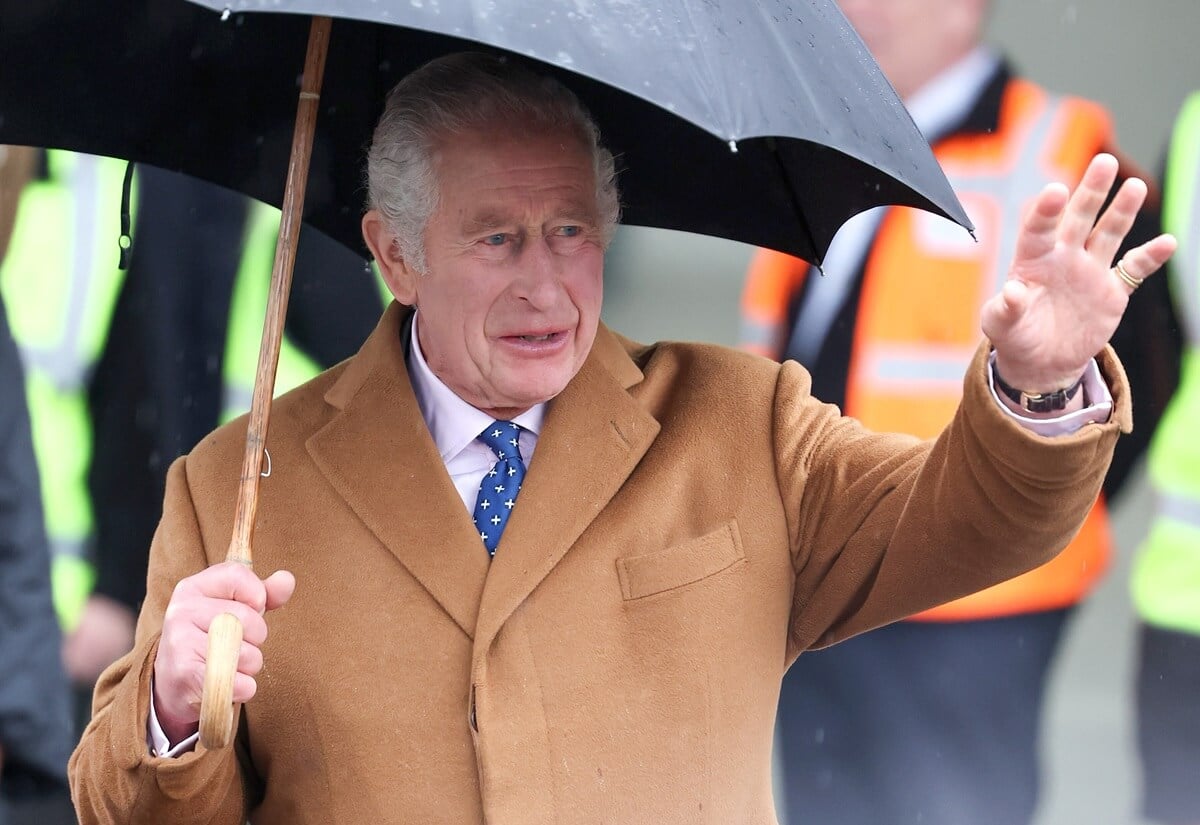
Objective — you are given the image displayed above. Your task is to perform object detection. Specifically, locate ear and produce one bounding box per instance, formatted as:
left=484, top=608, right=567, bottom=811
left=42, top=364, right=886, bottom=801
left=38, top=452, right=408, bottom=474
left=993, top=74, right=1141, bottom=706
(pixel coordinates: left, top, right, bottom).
left=362, top=209, right=419, bottom=305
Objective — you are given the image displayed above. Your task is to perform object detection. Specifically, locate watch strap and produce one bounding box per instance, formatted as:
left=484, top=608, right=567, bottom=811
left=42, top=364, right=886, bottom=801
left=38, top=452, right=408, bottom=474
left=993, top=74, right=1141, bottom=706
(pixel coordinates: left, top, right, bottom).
left=994, top=367, right=1086, bottom=413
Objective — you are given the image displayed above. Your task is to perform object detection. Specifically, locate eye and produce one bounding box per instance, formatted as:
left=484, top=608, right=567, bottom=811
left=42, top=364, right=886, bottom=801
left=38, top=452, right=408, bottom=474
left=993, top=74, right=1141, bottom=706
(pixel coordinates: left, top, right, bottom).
left=482, top=233, right=508, bottom=246
left=557, top=225, right=580, bottom=237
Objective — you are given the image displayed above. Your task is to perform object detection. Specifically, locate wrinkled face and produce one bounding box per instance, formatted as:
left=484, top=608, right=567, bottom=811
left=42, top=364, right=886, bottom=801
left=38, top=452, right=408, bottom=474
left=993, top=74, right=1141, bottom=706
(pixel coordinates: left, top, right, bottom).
left=366, top=124, right=605, bottom=418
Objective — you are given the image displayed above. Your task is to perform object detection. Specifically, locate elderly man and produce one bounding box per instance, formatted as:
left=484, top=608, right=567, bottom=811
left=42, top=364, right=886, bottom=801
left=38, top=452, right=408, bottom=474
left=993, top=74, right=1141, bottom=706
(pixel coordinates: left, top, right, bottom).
left=69, top=52, right=1173, bottom=824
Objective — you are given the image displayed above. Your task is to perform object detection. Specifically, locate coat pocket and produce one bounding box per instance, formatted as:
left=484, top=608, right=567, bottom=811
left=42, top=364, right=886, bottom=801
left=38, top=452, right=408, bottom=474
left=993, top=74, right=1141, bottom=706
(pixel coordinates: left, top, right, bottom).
left=616, top=521, right=746, bottom=600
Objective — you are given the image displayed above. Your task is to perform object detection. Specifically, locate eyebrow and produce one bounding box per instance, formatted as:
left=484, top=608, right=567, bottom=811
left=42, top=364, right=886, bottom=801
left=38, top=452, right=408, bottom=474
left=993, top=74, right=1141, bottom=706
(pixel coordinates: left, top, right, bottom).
left=459, top=200, right=599, bottom=235
left=461, top=212, right=510, bottom=235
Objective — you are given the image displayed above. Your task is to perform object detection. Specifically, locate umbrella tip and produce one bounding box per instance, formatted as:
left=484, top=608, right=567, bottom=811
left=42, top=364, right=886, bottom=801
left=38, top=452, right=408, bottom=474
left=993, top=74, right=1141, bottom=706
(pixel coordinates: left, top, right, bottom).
left=727, top=140, right=738, bottom=154
left=221, top=6, right=231, bottom=20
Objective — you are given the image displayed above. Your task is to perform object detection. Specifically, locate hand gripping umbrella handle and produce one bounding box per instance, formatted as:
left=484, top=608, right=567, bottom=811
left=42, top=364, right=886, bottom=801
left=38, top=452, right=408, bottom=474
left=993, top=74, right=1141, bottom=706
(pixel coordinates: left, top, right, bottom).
left=197, top=15, right=331, bottom=751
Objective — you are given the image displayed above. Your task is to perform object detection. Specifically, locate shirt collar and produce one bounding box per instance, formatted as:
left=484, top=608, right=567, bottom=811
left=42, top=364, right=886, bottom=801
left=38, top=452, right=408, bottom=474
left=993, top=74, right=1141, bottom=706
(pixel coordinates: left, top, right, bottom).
left=905, top=45, right=1001, bottom=143
left=406, top=310, right=546, bottom=463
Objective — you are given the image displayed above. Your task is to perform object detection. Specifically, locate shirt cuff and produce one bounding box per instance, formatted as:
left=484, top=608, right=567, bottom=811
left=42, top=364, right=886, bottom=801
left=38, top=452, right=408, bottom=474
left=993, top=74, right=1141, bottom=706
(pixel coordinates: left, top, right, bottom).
left=147, top=680, right=200, bottom=758
left=987, top=354, right=1112, bottom=436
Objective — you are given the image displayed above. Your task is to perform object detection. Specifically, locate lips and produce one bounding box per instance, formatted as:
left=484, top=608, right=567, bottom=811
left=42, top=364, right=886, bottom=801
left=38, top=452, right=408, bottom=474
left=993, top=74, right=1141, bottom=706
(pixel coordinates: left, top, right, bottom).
left=501, top=329, right=567, bottom=343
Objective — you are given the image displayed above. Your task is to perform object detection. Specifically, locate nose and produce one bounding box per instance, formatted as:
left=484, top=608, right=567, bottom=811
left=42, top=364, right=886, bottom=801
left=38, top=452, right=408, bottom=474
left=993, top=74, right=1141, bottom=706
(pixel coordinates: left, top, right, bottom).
left=512, top=236, right=562, bottom=308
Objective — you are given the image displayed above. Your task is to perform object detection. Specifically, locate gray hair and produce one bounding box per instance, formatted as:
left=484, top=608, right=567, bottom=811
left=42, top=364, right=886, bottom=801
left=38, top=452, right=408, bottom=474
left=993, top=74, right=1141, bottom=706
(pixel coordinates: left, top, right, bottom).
left=365, top=52, right=621, bottom=273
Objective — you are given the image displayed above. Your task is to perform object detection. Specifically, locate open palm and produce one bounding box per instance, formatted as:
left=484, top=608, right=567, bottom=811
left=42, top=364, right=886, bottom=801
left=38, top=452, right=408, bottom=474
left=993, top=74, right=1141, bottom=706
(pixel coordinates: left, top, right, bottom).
left=982, top=154, right=1177, bottom=392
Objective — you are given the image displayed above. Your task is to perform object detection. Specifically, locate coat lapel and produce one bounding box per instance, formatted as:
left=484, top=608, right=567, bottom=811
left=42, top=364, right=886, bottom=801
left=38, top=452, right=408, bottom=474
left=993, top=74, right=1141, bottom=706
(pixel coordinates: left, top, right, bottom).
left=474, top=327, right=660, bottom=650
left=306, top=304, right=490, bottom=639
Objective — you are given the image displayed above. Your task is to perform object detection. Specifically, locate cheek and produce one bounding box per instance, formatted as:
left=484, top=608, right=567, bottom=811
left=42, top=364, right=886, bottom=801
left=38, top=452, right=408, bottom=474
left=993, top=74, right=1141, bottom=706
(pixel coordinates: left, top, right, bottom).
left=569, top=252, right=605, bottom=309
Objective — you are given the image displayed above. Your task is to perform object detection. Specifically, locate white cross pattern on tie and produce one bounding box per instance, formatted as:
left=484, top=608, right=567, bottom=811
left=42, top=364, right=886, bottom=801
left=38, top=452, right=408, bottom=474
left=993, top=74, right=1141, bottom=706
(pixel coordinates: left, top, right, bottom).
left=471, top=420, right=527, bottom=556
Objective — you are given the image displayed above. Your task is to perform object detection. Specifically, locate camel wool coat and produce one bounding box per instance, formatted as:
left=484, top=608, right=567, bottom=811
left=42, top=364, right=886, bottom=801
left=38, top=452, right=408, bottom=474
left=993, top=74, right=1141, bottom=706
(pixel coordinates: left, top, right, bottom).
left=70, top=303, right=1131, bottom=824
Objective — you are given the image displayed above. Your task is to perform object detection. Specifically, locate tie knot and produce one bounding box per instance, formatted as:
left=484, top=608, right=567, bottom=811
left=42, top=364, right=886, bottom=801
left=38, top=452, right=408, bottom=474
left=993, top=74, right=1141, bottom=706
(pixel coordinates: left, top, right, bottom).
left=478, top=420, right=523, bottom=461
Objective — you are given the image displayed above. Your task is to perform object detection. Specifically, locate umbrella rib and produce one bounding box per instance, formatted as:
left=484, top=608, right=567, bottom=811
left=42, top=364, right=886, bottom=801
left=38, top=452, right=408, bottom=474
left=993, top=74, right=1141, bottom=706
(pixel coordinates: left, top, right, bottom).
left=767, top=139, right=824, bottom=273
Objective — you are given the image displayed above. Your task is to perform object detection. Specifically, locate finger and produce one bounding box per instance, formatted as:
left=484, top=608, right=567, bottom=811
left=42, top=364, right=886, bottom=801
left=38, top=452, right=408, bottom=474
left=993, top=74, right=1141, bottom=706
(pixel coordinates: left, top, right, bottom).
left=1011, top=183, right=1069, bottom=263
left=190, top=561, right=270, bottom=614
left=263, top=570, right=297, bottom=612
left=1115, top=233, right=1178, bottom=286
left=198, top=600, right=270, bottom=646
left=1059, top=153, right=1120, bottom=247
left=1086, top=176, right=1149, bottom=266
left=237, top=640, right=265, bottom=677
left=231, top=673, right=258, bottom=705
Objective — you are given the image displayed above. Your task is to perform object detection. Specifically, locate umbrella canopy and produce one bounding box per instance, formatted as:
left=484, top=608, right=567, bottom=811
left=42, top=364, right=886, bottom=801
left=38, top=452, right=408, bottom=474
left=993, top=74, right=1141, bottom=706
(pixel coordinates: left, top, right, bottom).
left=0, top=0, right=970, bottom=265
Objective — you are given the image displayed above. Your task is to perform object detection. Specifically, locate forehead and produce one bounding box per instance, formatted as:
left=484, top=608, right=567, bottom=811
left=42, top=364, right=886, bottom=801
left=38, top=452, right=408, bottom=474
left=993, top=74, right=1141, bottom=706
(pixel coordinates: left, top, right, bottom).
left=434, top=124, right=596, bottom=212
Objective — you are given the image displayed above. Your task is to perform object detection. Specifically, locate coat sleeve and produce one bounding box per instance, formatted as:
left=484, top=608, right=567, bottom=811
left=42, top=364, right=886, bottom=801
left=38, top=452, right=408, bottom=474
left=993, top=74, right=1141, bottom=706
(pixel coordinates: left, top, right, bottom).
left=776, top=342, right=1131, bottom=660
left=69, top=457, right=250, bottom=825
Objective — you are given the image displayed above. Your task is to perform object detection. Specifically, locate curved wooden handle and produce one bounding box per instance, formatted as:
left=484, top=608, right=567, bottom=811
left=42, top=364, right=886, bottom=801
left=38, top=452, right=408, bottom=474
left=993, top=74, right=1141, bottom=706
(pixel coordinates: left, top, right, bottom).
left=199, top=612, right=243, bottom=750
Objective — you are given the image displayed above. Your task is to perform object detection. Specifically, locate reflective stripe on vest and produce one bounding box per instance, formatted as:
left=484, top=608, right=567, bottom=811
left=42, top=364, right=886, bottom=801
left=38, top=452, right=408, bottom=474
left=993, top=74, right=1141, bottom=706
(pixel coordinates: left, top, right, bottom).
left=741, top=79, right=1115, bottom=620
left=220, top=201, right=324, bottom=423
left=0, top=151, right=129, bottom=629
left=1131, top=91, right=1200, bottom=635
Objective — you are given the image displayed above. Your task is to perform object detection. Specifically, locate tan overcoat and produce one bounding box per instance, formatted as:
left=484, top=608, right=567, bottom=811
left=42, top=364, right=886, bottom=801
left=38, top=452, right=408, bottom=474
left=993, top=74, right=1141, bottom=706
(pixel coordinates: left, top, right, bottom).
left=70, top=303, right=1130, bottom=824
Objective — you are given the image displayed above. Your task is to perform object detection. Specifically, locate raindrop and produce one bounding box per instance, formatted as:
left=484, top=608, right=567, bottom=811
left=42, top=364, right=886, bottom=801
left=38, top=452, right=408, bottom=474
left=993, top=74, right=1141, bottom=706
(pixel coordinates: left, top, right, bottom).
left=410, top=0, right=423, bottom=7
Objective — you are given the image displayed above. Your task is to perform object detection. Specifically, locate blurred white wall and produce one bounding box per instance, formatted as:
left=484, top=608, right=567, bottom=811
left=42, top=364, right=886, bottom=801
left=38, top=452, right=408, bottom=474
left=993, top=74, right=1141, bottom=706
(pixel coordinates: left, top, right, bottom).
left=987, top=0, right=1200, bottom=173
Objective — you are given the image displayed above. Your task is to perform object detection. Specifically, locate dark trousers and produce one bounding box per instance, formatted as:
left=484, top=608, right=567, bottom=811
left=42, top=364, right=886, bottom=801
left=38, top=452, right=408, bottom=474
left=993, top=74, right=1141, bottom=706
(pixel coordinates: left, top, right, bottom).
left=778, top=609, right=1070, bottom=825
left=0, top=791, right=78, bottom=825
left=1135, top=622, right=1200, bottom=824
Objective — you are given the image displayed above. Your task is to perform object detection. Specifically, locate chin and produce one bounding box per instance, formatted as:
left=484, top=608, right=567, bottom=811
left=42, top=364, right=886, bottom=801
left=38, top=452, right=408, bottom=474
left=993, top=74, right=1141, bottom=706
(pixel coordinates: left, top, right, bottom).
left=506, top=374, right=572, bottom=408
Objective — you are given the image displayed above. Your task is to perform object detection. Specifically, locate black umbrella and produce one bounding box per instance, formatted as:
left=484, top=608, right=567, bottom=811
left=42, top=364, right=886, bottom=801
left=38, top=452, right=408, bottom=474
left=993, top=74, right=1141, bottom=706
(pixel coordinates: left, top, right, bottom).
left=0, top=0, right=973, bottom=749
left=0, top=0, right=971, bottom=263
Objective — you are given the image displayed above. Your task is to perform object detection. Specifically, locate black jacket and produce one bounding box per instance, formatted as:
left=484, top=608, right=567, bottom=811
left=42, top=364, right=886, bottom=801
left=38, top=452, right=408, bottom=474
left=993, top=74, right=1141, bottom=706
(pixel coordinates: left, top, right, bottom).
left=0, top=293, right=73, bottom=804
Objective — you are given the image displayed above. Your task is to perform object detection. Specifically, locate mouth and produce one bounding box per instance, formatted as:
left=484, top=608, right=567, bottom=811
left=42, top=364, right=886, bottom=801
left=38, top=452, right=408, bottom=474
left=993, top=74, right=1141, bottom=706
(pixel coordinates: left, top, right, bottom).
left=499, top=329, right=570, bottom=350
left=505, top=329, right=565, bottom=341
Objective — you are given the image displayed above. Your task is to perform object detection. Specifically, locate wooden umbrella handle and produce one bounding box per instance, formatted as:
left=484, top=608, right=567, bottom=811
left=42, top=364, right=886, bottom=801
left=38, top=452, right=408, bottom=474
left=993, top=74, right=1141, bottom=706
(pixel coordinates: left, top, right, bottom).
left=198, top=15, right=332, bottom=751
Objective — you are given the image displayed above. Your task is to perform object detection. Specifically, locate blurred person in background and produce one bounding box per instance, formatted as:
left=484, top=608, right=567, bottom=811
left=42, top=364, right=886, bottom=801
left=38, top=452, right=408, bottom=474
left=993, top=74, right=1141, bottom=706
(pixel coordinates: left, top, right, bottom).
left=73, top=165, right=385, bottom=717
left=1131, top=90, right=1200, bottom=825
left=739, top=1, right=1182, bottom=823
left=0, top=144, right=77, bottom=825
left=0, top=146, right=384, bottom=734
left=0, top=146, right=131, bottom=736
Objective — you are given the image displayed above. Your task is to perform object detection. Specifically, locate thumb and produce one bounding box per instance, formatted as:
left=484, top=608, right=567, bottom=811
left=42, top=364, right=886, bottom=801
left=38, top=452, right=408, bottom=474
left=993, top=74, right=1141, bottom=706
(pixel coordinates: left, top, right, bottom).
left=262, top=570, right=297, bottom=613
left=998, top=278, right=1031, bottom=320
left=982, top=279, right=1029, bottom=336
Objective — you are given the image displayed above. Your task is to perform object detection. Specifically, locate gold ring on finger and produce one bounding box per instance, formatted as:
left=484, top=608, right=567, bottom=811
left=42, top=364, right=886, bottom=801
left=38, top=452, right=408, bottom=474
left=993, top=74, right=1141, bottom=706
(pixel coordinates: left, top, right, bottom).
left=1113, top=260, right=1144, bottom=291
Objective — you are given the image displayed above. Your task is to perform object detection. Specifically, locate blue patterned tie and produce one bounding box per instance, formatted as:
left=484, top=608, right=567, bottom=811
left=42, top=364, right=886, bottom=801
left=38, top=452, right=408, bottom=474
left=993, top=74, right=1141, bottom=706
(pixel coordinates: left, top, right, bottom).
left=471, top=421, right=526, bottom=556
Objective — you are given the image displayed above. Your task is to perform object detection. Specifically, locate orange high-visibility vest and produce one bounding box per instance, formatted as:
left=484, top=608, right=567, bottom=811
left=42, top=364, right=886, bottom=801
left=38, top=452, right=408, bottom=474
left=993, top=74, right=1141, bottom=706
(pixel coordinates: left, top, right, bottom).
left=741, top=78, right=1115, bottom=621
